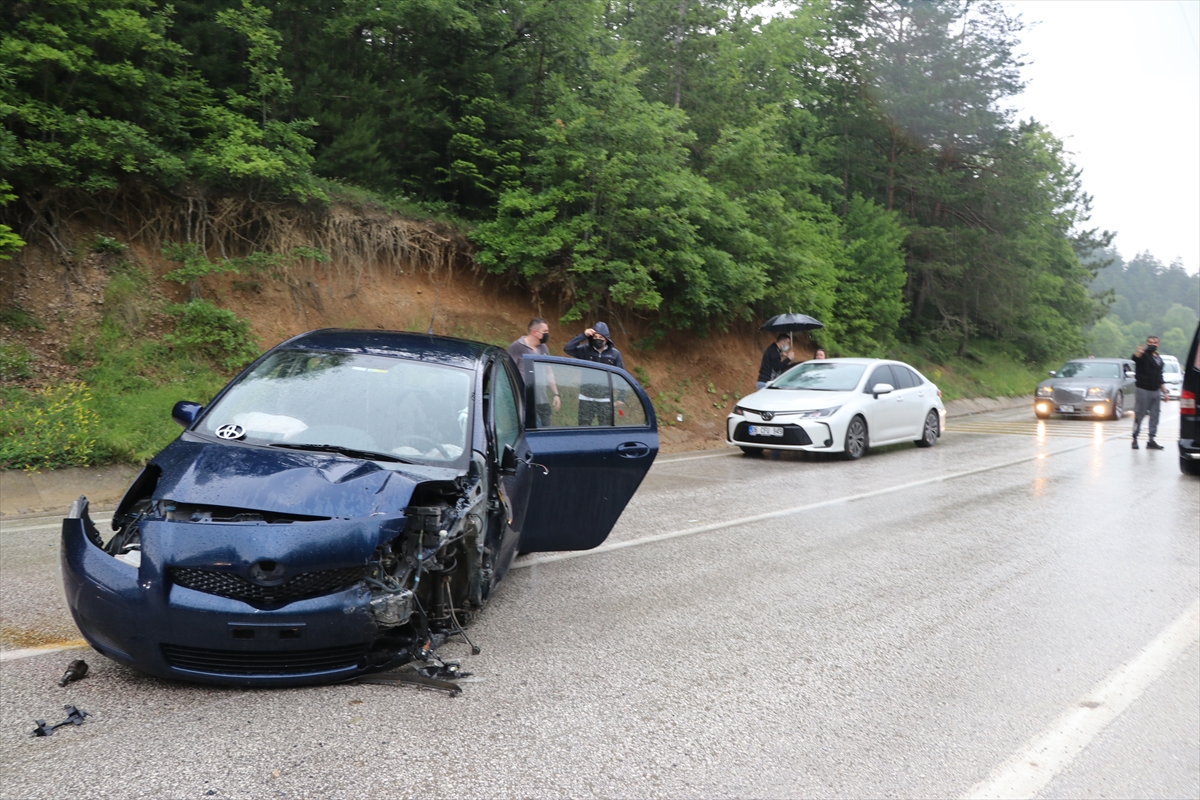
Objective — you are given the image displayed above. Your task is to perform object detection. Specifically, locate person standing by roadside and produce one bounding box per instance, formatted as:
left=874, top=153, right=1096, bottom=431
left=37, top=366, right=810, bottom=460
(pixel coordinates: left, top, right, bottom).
left=507, top=318, right=560, bottom=425
left=757, top=334, right=793, bottom=390
left=564, top=322, right=625, bottom=425
left=1131, top=335, right=1169, bottom=450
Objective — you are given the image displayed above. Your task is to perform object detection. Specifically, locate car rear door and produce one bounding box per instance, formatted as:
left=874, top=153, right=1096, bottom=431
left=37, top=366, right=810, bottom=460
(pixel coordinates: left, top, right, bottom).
left=864, top=364, right=905, bottom=442
left=889, top=364, right=927, bottom=438
left=513, top=355, right=658, bottom=552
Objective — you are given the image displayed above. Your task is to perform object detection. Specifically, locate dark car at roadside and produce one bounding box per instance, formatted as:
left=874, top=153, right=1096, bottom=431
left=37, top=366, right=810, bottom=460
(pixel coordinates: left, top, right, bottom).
left=61, top=329, right=659, bottom=686
left=1180, top=325, right=1200, bottom=476
left=1034, top=358, right=1136, bottom=420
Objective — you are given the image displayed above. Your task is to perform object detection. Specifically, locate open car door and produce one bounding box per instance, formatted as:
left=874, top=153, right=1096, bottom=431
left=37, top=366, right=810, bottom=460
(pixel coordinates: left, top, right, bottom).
left=514, top=355, right=658, bottom=552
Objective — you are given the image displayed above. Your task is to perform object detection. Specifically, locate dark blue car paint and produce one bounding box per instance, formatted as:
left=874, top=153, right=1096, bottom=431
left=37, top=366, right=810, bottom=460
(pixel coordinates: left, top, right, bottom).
left=62, top=330, right=658, bottom=686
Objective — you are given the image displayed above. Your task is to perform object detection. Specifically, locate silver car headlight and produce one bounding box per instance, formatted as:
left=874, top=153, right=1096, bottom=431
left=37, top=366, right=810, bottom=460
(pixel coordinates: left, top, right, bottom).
left=1085, top=387, right=1107, bottom=399
left=1036, top=385, right=1053, bottom=397
left=797, top=406, right=841, bottom=419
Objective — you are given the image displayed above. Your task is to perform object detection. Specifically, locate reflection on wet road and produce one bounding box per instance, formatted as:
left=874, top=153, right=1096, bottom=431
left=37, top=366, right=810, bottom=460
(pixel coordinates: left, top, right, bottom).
left=1, top=405, right=1196, bottom=799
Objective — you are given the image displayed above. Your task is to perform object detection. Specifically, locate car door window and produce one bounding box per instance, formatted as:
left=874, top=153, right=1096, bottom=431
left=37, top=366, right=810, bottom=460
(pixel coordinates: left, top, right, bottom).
left=865, top=365, right=896, bottom=393
left=613, top=374, right=648, bottom=426
left=491, top=364, right=521, bottom=456
left=890, top=366, right=915, bottom=390
left=531, top=361, right=622, bottom=428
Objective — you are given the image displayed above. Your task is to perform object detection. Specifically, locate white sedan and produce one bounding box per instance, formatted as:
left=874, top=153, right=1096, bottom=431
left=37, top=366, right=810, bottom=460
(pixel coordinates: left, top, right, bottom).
left=727, top=358, right=947, bottom=459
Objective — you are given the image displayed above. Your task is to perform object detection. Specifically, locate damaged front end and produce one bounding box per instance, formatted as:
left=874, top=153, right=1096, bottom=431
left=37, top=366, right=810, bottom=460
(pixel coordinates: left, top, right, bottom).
left=61, top=446, right=507, bottom=687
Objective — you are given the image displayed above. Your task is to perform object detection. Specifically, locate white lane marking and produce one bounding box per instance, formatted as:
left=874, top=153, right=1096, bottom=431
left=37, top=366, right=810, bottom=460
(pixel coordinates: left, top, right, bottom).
left=1, top=642, right=89, bottom=662
left=0, top=517, right=112, bottom=535
left=964, top=599, right=1200, bottom=800
left=516, top=439, right=1098, bottom=569
left=654, top=449, right=738, bottom=464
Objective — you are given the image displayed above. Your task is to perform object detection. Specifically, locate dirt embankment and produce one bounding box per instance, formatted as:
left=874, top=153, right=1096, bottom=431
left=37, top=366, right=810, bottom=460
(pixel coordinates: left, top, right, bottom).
left=2, top=200, right=818, bottom=454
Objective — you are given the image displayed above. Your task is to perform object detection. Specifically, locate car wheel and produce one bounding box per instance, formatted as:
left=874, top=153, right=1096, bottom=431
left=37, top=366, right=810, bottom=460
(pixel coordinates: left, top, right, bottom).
left=739, top=446, right=763, bottom=457
left=843, top=416, right=868, bottom=460
left=1183, top=457, right=1200, bottom=477
left=915, top=410, right=939, bottom=447
left=1110, top=391, right=1124, bottom=420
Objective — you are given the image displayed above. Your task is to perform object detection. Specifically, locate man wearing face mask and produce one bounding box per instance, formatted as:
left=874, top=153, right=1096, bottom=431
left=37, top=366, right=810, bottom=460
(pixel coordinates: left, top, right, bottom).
left=757, top=333, right=794, bottom=390
left=508, top=318, right=561, bottom=425
left=564, top=322, right=626, bottom=425
left=1130, top=335, right=1168, bottom=450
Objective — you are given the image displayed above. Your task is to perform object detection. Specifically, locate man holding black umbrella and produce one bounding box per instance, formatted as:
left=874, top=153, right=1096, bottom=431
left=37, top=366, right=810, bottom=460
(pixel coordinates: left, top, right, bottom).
left=756, top=313, right=824, bottom=389
left=757, top=333, right=793, bottom=390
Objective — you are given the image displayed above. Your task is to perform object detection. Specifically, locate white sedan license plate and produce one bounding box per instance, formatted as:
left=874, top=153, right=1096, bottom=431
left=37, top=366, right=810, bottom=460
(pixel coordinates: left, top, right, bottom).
left=1058, top=404, right=1074, bottom=413
left=748, top=425, right=784, bottom=437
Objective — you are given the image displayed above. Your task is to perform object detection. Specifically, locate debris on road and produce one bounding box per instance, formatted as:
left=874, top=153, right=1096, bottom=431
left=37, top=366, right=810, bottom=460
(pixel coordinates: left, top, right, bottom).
left=32, top=705, right=90, bottom=736
left=58, top=659, right=89, bottom=687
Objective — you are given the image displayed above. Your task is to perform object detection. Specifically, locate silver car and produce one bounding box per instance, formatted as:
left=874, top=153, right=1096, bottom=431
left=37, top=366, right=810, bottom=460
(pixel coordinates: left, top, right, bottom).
left=1034, top=358, right=1136, bottom=420
left=1163, top=355, right=1183, bottom=400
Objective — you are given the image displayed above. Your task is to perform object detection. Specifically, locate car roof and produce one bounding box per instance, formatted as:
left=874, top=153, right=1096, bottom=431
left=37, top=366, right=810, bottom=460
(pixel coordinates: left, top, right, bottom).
left=276, top=329, right=495, bottom=368
left=1064, top=357, right=1128, bottom=364
left=818, top=357, right=900, bottom=365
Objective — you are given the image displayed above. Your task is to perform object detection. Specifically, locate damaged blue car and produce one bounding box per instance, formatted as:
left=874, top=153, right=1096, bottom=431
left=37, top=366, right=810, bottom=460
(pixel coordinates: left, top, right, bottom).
left=61, top=329, right=657, bottom=686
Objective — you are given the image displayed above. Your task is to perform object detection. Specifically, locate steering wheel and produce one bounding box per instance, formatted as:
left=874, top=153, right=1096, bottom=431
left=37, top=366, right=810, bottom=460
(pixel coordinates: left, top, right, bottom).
left=403, top=435, right=450, bottom=459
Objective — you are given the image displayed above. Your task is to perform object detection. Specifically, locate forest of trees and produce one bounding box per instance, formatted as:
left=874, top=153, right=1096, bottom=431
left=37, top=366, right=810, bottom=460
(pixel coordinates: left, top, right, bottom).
left=1087, top=249, right=1199, bottom=360
left=2, top=0, right=1118, bottom=359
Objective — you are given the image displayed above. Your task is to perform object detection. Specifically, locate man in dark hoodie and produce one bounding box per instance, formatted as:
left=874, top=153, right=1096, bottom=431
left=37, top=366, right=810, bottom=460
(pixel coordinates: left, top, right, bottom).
left=564, top=322, right=625, bottom=425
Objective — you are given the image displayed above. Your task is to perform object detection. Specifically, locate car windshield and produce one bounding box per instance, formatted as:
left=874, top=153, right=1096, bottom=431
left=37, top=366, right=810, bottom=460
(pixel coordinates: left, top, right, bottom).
left=770, top=362, right=867, bottom=391
left=197, top=350, right=472, bottom=463
left=1056, top=362, right=1120, bottom=379
left=1164, top=362, right=1180, bottom=374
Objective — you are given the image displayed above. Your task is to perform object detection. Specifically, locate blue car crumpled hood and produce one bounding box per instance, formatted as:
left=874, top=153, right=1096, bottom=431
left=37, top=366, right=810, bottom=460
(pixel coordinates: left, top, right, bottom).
left=146, top=437, right=453, bottom=519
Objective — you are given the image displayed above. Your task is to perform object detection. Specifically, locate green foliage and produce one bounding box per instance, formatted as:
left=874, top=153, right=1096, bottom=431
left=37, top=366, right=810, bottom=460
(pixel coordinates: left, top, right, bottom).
left=164, top=299, right=260, bottom=370
left=0, top=382, right=102, bottom=469
left=0, top=304, right=44, bottom=331
left=162, top=242, right=330, bottom=295
left=0, top=181, right=25, bottom=260
left=1086, top=249, right=1200, bottom=359
left=80, top=322, right=228, bottom=463
left=3, top=0, right=1119, bottom=359
left=890, top=340, right=1045, bottom=402
left=0, top=341, right=35, bottom=381
left=0, top=0, right=319, bottom=199
left=90, top=234, right=128, bottom=254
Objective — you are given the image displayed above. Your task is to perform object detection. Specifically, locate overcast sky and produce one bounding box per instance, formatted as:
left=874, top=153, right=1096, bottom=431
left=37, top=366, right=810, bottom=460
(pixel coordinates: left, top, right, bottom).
left=1007, top=0, right=1200, bottom=273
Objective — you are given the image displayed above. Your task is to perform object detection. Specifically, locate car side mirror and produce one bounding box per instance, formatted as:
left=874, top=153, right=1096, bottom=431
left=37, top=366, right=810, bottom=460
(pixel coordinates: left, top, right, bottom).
left=1124, top=370, right=1134, bottom=378
left=871, top=383, right=894, bottom=398
left=1048, top=370, right=1056, bottom=377
left=172, top=400, right=203, bottom=428
left=499, top=444, right=519, bottom=476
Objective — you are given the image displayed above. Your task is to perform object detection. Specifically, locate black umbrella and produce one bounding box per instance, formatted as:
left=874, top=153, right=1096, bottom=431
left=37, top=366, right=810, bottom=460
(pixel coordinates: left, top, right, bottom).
left=759, top=313, right=824, bottom=333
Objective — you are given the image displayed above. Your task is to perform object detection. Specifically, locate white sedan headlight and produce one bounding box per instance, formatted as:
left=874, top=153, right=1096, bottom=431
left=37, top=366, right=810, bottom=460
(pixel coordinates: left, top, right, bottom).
left=1036, top=385, right=1053, bottom=397
left=796, top=405, right=841, bottom=419
left=1085, top=387, right=1107, bottom=399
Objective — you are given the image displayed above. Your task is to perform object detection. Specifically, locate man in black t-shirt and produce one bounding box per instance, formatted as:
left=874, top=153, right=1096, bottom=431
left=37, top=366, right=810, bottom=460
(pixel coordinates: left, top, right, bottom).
left=1131, top=335, right=1169, bottom=450
left=507, top=318, right=560, bottom=426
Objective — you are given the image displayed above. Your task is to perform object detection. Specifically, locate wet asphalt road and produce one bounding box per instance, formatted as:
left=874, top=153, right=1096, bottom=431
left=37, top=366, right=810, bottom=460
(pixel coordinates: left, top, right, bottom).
left=1, top=405, right=1197, bottom=799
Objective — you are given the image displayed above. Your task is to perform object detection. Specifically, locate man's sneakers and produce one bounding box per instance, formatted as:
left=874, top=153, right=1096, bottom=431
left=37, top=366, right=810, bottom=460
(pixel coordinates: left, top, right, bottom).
left=1132, top=440, right=1139, bottom=449
left=1146, top=440, right=1165, bottom=450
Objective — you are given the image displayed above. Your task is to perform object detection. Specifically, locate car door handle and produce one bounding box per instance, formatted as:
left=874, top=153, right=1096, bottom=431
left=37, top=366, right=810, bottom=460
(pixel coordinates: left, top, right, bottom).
left=616, top=441, right=651, bottom=458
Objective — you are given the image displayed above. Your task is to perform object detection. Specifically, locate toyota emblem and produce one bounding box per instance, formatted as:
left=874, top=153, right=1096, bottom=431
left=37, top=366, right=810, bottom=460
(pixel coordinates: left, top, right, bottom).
left=216, top=424, right=245, bottom=440
left=760, top=411, right=774, bottom=422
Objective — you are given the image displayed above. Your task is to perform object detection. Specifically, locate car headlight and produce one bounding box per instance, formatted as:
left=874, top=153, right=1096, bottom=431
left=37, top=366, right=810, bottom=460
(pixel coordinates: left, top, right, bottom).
left=1085, top=387, right=1107, bottom=399
left=797, top=406, right=841, bottom=419
left=1036, top=385, right=1053, bottom=397
left=732, top=406, right=746, bottom=416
